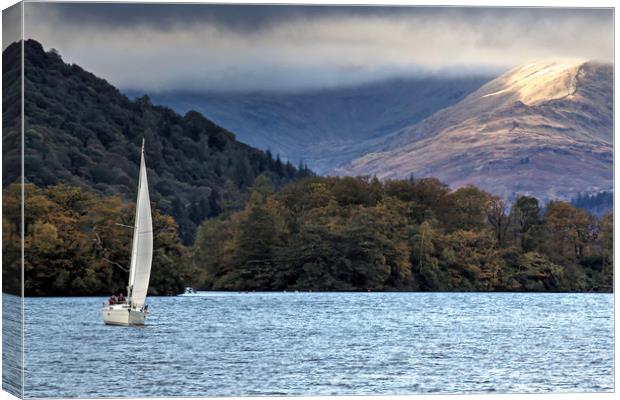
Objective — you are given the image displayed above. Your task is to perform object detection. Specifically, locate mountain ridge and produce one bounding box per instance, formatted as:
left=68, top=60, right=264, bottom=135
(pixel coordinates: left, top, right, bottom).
left=338, top=60, right=613, bottom=202
left=137, top=74, right=494, bottom=174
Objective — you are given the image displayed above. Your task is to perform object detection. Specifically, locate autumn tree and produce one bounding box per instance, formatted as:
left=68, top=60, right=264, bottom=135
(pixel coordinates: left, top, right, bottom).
left=486, top=196, right=510, bottom=246
left=446, top=185, right=492, bottom=231
left=544, top=201, right=596, bottom=263
left=509, top=195, right=542, bottom=252
left=8, top=183, right=191, bottom=296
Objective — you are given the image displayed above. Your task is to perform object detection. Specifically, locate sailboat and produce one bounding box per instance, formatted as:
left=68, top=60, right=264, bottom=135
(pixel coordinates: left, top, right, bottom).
left=102, top=139, right=153, bottom=326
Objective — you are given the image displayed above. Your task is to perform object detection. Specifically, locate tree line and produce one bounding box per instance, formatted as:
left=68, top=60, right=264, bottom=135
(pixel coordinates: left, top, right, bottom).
left=3, top=183, right=192, bottom=296
left=3, top=176, right=612, bottom=296
left=571, top=191, right=613, bottom=216
left=192, top=175, right=613, bottom=292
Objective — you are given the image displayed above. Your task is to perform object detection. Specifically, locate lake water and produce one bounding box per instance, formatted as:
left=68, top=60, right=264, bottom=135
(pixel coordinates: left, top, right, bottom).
left=15, top=292, right=614, bottom=397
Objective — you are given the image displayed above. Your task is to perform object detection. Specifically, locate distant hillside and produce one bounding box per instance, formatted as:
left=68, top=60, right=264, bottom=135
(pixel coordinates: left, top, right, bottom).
left=8, top=39, right=311, bottom=243
left=339, top=61, right=613, bottom=203
left=138, top=75, right=492, bottom=174
left=571, top=191, right=613, bottom=216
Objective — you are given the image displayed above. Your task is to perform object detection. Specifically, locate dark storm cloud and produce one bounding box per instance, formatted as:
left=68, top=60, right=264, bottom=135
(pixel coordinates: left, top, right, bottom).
left=26, top=3, right=613, bottom=33
left=26, top=2, right=447, bottom=36
left=22, top=3, right=614, bottom=92
left=28, top=3, right=303, bottom=32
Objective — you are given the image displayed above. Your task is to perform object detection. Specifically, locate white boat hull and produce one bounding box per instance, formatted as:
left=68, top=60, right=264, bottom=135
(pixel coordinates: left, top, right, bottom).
left=101, top=304, right=147, bottom=326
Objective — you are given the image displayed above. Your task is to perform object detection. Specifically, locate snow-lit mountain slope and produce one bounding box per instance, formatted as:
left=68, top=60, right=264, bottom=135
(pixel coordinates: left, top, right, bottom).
left=339, top=61, right=613, bottom=201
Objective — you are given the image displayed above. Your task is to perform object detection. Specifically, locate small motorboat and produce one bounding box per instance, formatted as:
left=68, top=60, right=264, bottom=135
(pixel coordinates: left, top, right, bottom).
left=178, top=287, right=199, bottom=296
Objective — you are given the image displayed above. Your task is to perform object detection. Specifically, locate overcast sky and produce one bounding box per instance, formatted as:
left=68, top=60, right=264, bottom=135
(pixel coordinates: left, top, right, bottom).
left=18, top=4, right=614, bottom=92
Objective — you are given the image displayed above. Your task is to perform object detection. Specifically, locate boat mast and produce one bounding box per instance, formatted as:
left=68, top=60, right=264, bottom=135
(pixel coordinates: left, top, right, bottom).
left=127, top=138, right=145, bottom=305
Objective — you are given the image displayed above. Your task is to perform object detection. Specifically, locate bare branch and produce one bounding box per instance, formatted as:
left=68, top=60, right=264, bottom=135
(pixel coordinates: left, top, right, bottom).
left=102, top=258, right=129, bottom=272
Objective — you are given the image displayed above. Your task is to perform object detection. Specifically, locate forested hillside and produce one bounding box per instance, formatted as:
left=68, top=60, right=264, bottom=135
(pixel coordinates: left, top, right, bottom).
left=11, top=39, right=311, bottom=244
left=2, top=38, right=21, bottom=185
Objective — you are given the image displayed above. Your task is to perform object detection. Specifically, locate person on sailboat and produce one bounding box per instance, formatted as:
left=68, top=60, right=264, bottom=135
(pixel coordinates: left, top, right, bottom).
left=108, top=295, right=116, bottom=305
left=118, top=293, right=126, bottom=304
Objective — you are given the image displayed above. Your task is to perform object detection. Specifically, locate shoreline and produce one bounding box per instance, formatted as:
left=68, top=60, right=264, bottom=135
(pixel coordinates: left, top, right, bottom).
left=5, top=290, right=614, bottom=299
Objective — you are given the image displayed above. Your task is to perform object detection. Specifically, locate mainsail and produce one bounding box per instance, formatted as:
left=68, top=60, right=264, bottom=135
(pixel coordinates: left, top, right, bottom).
left=128, top=140, right=153, bottom=307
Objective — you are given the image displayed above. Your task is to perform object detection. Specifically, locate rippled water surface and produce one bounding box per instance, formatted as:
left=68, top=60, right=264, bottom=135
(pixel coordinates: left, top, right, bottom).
left=3, top=294, right=22, bottom=398
left=23, top=292, right=613, bottom=398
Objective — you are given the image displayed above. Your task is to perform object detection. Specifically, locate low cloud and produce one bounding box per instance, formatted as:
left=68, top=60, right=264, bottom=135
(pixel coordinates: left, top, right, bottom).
left=3, top=3, right=22, bottom=51
left=22, top=4, right=613, bottom=92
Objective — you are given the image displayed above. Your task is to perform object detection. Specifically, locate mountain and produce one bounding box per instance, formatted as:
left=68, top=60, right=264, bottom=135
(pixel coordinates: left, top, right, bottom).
left=338, top=61, right=613, bottom=202
left=137, top=75, right=492, bottom=174
left=6, top=39, right=311, bottom=243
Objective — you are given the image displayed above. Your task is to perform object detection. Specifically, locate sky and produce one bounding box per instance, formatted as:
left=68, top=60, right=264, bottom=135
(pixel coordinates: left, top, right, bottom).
left=16, top=3, right=615, bottom=93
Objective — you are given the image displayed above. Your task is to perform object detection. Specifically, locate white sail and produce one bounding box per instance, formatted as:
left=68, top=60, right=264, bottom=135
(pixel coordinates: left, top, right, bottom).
left=128, top=141, right=153, bottom=307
